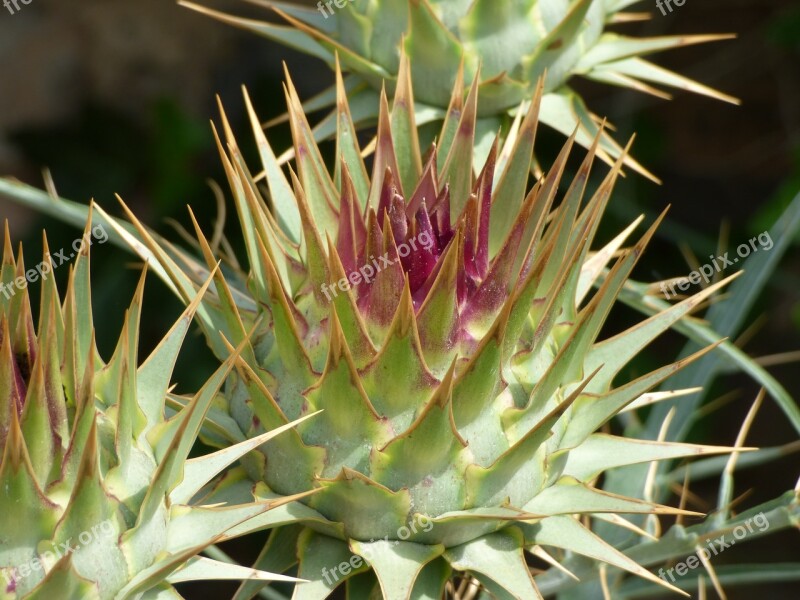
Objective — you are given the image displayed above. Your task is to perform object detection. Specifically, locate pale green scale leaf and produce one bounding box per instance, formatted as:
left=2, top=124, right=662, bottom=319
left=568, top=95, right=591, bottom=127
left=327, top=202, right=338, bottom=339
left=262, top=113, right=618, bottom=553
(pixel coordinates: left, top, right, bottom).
left=166, top=504, right=270, bottom=555
left=405, top=0, right=466, bottom=109
left=294, top=530, right=362, bottom=600
left=181, top=2, right=334, bottom=62
left=523, top=478, right=689, bottom=517
left=520, top=515, right=680, bottom=595
left=23, top=560, right=101, bottom=600
left=350, top=539, right=444, bottom=600
left=444, top=529, right=543, bottom=599
left=589, top=57, right=740, bottom=104
left=137, top=334, right=249, bottom=525
left=166, top=556, right=302, bottom=585
left=244, top=89, right=302, bottom=244
left=408, top=559, right=451, bottom=600
left=171, top=413, right=317, bottom=505
left=137, top=585, right=186, bottom=600
left=233, top=525, right=303, bottom=600
left=576, top=33, right=732, bottom=71
left=562, top=433, right=738, bottom=481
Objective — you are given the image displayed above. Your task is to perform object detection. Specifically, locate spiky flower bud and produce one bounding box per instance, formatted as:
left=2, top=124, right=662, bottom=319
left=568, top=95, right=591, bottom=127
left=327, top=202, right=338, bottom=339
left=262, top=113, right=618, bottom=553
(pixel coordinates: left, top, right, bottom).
left=113, top=62, right=742, bottom=598
left=186, top=0, right=738, bottom=176
left=0, top=219, right=306, bottom=600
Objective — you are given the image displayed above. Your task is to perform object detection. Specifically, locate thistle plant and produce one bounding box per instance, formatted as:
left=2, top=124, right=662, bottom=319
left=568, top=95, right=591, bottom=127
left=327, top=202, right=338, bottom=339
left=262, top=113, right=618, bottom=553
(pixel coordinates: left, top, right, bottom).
left=0, top=4, right=795, bottom=592
left=1, top=57, right=798, bottom=597
left=60, top=59, right=788, bottom=599
left=0, top=218, right=311, bottom=600
left=182, top=0, right=739, bottom=176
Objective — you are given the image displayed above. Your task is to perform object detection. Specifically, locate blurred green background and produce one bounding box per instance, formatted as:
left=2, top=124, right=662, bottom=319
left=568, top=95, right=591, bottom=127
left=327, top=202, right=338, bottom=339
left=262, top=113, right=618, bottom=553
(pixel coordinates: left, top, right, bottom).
left=0, top=0, right=798, bottom=598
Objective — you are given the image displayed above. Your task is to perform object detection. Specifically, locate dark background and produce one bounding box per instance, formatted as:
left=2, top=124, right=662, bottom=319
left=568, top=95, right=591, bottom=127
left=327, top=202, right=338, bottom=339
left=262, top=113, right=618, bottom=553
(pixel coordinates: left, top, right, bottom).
left=0, top=0, right=798, bottom=598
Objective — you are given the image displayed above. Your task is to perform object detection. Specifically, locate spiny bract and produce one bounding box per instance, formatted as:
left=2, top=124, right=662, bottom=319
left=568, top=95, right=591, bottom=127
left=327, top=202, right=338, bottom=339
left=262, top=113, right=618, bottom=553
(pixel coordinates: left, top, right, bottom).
left=113, top=62, right=740, bottom=599
left=0, top=218, right=308, bottom=600
left=183, top=0, right=738, bottom=177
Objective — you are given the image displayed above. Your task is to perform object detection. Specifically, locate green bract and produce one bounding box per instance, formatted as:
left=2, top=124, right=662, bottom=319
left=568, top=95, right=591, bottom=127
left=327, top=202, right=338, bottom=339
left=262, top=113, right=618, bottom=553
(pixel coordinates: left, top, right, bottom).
left=0, top=218, right=308, bottom=600
left=184, top=0, right=738, bottom=178
left=105, top=63, right=745, bottom=599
